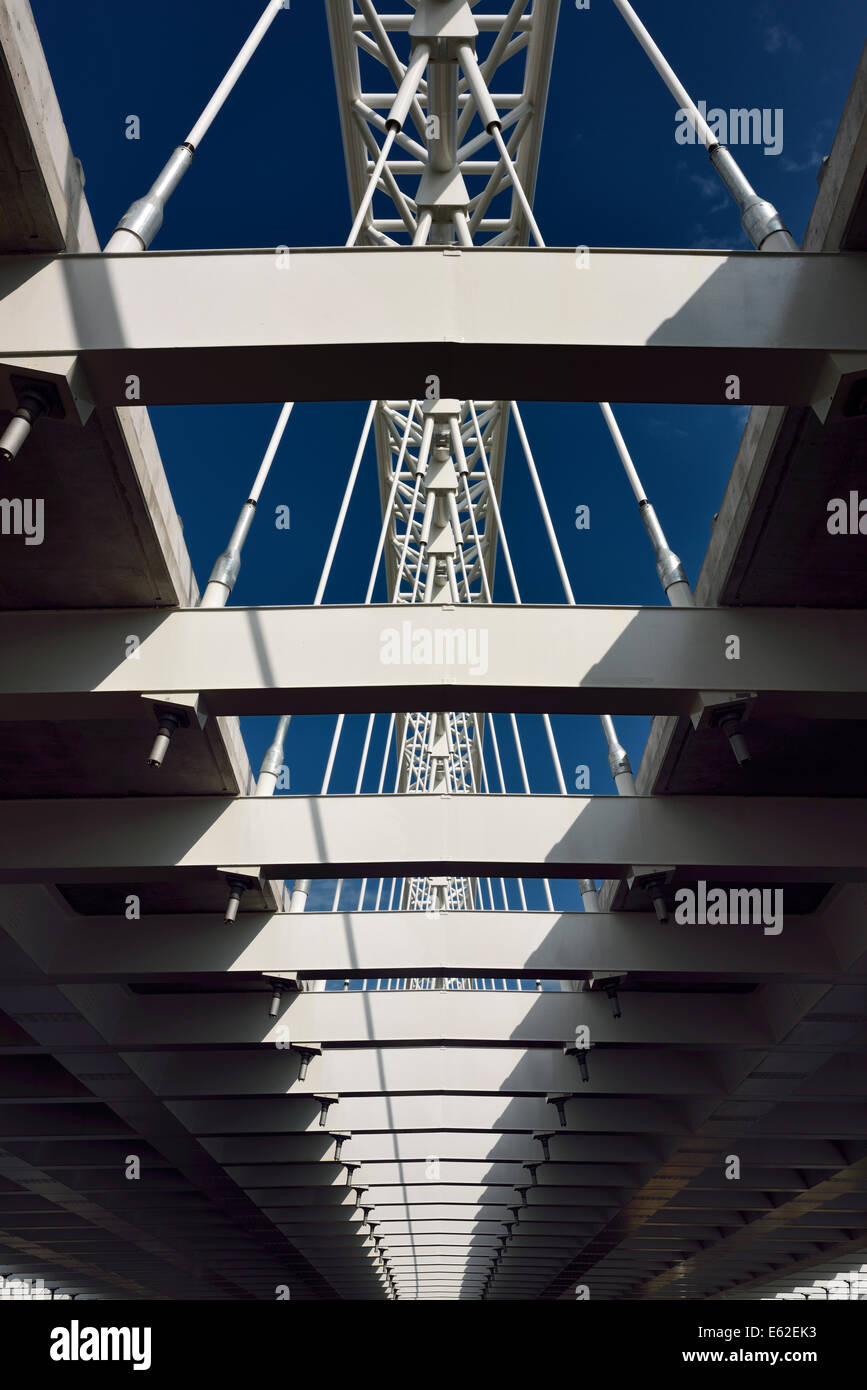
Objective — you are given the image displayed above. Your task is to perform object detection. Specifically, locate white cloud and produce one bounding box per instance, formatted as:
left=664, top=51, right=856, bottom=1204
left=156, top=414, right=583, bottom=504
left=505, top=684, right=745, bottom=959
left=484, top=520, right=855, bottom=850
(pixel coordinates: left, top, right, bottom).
left=690, top=173, right=729, bottom=215
left=646, top=417, right=688, bottom=441
left=782, top=120, right=833, bottom=174
left=764, top=24, right=802, bottom=55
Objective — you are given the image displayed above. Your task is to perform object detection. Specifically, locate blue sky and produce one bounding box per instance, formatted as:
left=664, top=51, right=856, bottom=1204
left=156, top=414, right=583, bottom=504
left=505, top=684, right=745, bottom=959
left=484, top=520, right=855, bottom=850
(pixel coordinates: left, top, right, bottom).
left=28, top=0, right=866, bottom=909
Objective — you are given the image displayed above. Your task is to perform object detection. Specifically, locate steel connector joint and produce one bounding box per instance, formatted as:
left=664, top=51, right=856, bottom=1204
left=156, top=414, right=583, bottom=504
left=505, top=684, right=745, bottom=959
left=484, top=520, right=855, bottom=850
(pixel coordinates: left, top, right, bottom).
left=739, top=195, right=796, bottom=252
left=708, top=146, right=796, bottom=251
left=110, top=145, right=194, bottom=251
left=224, top=873, right=257, bottom=924
left=0, top=383, right=56, bottom=463
left=655, top=547, right=688, bottom=594
left=636, top=871, right=670, bottom=922
left=719, top=712, right=751, bottom=766
left=112, top=196, right=165, bottom=253
left=258, top=741, right=286, bottom=781
left=202, top=499, right=257, bottom=607
left=206, top=547, right=242, bottom=595
left=606, top=742, right=632, bottom=780
left=638, top=500, right=689, bottom=595
left=146, top=708, right=187, bottom=768
left=600, top=716, right=635, bottom=792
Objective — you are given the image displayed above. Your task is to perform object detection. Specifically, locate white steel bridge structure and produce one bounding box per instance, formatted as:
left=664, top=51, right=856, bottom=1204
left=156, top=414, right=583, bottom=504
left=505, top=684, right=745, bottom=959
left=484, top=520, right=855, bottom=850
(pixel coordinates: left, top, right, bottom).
left=0, top=0, right=866, bottom=1301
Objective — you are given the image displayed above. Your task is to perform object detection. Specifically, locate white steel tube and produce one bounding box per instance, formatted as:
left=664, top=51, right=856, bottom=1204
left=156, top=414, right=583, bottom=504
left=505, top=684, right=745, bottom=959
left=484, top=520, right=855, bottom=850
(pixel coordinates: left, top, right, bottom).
left=491, top=125, right=546, bottom=248
left=598, top=403, right=694, bottom=606
left=250, top=402, right=295, bottom=503
left=579, top=880, right=601, bottom=912
left=451, top=418, right=493, bottom=602
left=460, top=713, right=477, bottom=792
left=509, top=402, right=643, bottom=911
left=456, top=43, right=502, bottom=134
left=509, top=714, right=531, bottom=795
left=346, top=127, right=398, bottom=247
left=510, top=402, right=575, bottom=604
left=200, top=401, right=295, bottom=607
left=366, top=404, right=417, bottom=602
left=412, top=209, right=434, bottom=245
left=321, top=714, right=345, bottom=794
left=598, top=401, right=645, bottom=502
left=289, top=879, right=310, bottom=913
left=486, top=712, right=507, bottom=793
left=458, top=51, right=543, bottom=242
left=600, top=713, right=637, bottom=797
left=314, top=400, right=377, bottom=605
left=388, top=41, right=431, bottom=130
left=107, top=3, right=286, bottom=251
left=461, top=477, right=493, bottom=602
left=468, top=402, right=520, bottom=601
left=377, top=714, right=396, bottom=794
left=454, top=211, right=475, bottom=247
left=609, top=0, right=716, bottom=149
left=185, top=0, right=288, bottom=150
left=391, top=475, right=423, bottom=602
left=610, top=0, right=796, bottom=251
left=480, top=0, right=528, bottom=84
left=542, top=715, right=568, bottom=796
left=355, top=713, right=376, bottom=794
left=256, top=713, right=291, bottom=797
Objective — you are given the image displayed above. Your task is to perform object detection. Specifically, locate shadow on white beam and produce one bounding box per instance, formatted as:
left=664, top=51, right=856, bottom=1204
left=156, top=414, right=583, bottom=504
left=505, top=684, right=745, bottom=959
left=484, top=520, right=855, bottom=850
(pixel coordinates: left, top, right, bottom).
left=1, top=794, right=867, bottom=882
left=1, top=605, right=866, bottom=720
left=2, top=248, right=865, bottom=407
